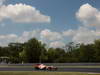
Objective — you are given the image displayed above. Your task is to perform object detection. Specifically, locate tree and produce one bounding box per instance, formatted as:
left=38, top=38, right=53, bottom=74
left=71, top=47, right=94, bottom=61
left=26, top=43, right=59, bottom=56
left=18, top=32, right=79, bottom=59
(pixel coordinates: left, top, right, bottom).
left=94, top=40, right=100, bottom=62
left=23, top=38, right=46, bottom=63
left=8, top=43, right=23, bottom=63
left=47, top=48, right=66, bottom=63
left=78, top=44, right=95, bottom=62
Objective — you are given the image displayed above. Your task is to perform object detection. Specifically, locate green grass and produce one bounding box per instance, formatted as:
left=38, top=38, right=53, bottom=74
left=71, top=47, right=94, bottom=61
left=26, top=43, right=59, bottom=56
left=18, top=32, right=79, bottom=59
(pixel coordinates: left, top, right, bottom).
left=0, top=71, right=99, bottom=75
left=0, top=71, right=97, bottom=75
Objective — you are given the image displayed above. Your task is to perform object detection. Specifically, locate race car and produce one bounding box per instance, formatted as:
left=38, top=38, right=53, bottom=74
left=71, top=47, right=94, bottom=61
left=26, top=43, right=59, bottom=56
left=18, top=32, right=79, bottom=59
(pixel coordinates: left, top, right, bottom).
left=34, top=64, right=57, bottom=71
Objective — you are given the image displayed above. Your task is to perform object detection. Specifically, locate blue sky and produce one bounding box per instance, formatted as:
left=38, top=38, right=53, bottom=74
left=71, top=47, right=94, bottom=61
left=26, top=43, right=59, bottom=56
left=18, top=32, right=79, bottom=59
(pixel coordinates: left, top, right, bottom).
left=0, top=0, right=100, bottom=47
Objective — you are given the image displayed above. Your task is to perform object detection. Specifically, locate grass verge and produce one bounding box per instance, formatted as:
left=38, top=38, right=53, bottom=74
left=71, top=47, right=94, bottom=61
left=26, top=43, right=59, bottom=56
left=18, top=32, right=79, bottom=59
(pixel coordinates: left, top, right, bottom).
left=0, top=71, right=99, bottom=75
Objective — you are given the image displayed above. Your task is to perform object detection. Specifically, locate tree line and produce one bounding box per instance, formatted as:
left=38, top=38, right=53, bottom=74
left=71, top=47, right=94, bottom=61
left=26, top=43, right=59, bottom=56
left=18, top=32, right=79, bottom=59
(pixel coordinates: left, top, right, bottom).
left=0, top=38, right=100, bottom=63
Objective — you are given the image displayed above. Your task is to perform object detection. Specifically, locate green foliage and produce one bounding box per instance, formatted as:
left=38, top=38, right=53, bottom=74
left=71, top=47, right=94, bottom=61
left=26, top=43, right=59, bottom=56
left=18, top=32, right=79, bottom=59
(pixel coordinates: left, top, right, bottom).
left=94, top=40, right=100, bottom=62
left=78, top=44, right=95, bottom=62
left=22, top=38, right=46, bottom=63
left=0, top=38, right=100, bottom=63
left=0, top=72, right=89, bottom=75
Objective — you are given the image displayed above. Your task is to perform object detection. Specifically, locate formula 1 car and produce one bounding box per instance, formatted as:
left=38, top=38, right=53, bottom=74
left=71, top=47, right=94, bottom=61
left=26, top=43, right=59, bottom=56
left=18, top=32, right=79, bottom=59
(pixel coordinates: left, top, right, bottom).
left=34, top=64, right=57, bottom=71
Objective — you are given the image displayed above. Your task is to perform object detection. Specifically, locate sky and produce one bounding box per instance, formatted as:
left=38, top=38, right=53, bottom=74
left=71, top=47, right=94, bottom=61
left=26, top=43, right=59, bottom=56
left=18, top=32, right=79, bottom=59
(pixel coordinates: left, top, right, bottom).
left=0, top=0, right=100, bottom=48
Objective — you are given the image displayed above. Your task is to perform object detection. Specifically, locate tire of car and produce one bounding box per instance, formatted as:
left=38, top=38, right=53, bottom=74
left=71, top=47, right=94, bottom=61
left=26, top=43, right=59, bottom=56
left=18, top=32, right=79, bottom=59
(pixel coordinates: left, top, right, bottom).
left=54, top=68, right=58, bottom=71
left=47, top=67, right=52, bottom=71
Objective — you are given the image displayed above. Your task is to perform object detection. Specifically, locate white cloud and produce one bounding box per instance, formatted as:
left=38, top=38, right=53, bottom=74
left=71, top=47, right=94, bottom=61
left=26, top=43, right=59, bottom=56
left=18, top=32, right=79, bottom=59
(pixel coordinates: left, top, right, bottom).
left=0, top=34, right=18, bottom=46
left=17, top=30, right=40, bottom=43
left=63, top=27, right=100, bottom=44
left=72, top=27, right=98, bottom=44
left=0, top=28, right=64, bottom=48
left=76, top=3, right=100, bottom=26
left=0, top=3, right=50, bottom=23
left=1, top=27, right=100, bottom=47
left=40, top=29, right=62, bottom=41
left=72, top=3, right=100, bottom=44
left=0, top=29, right=64, bottom=47
left=63, top=29, right=76, bottom=37
left=0, top=30, right=40, bottom=46
left=49, top=41, right=65, bottom=48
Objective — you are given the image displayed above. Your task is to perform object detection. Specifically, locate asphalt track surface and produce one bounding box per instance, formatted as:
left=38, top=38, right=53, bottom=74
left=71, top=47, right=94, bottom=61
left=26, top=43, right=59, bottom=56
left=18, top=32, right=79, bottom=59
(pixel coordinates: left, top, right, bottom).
left=0, top=67, right=100, bottom=73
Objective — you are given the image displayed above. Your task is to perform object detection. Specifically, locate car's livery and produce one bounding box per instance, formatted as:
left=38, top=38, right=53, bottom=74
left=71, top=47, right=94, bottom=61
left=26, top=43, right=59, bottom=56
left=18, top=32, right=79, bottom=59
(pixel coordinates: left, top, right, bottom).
left=34, top=64, right=57, bottom=70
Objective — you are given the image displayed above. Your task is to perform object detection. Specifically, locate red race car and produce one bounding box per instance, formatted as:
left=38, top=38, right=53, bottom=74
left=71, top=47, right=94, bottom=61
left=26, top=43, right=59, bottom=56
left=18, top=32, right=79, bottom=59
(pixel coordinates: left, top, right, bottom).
left=34, top=64, right=57, bottom=71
